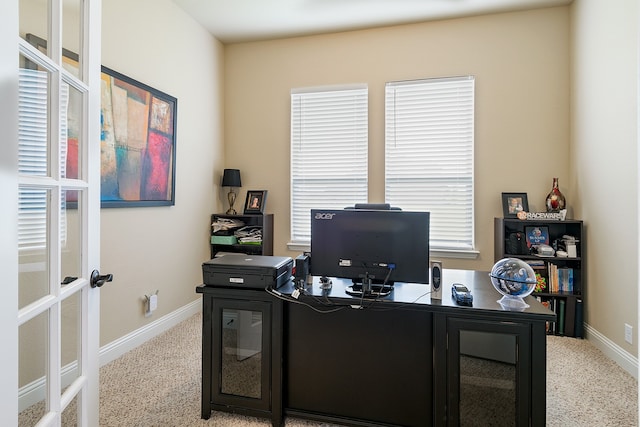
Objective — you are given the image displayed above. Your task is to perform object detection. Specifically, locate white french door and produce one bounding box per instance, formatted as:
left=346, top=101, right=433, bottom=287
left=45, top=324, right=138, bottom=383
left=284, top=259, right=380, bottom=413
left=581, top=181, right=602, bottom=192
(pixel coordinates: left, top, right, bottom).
left=0, top=0, right=102, bottom=425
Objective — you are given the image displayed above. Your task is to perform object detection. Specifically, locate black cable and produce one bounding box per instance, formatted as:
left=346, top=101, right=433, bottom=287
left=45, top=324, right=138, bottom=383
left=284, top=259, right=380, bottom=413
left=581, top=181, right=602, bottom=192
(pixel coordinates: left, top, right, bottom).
left=264, top=286, right=349, bottom=314
left=265, top=272, right=432, bottom=314
left=357, top=265, right=393, bottom=309
left=365, top=290, right=432, bottom=312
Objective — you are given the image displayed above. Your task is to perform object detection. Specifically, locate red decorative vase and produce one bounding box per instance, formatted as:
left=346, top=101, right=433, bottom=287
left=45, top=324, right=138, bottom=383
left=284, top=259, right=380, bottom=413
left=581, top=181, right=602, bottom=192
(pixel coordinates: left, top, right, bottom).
left=545, top=178, right=566, bottom=212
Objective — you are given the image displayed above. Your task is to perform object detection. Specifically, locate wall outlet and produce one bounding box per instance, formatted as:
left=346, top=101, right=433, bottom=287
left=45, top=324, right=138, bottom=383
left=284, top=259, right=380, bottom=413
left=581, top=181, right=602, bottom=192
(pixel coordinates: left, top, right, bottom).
left=144, top=292, right=158, bottom=317
left=149, top=294, right=158, bottom=311
left=624, top=323, right=633, bottom=344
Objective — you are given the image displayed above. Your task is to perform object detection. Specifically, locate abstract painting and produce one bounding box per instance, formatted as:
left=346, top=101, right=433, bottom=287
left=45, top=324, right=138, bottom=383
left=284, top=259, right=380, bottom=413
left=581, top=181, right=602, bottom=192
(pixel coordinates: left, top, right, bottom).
left=25, top=34, right=177, bottom=208
left=100, top=67, right=177, bottom=207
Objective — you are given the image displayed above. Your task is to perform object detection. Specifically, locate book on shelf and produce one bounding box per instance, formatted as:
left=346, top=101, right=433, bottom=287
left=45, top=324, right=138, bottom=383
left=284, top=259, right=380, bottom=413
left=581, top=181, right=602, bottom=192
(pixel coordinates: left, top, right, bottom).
left=547, top=263, right=558, bottom=293
left=545, top=263, right=574, bottom=294
left=558, top=267, right=574, bottom=293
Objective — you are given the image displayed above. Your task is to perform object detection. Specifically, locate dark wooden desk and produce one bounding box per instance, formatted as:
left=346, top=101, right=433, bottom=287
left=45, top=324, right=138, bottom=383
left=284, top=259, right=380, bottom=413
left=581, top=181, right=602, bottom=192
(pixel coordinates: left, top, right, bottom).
left=198, top=269, right=555, bottom=427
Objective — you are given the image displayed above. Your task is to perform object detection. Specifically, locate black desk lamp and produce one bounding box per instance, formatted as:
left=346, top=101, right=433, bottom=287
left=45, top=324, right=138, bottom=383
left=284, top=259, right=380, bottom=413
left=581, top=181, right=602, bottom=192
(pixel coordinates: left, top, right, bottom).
left=221, top=169, right=242, bottom=214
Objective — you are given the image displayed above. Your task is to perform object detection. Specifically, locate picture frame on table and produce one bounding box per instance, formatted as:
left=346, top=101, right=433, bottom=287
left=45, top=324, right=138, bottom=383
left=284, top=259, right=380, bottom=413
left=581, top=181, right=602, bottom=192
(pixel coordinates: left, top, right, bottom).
left=502, top=192, right=529, bottom=218
left=244, top=190, right=268, bottom=214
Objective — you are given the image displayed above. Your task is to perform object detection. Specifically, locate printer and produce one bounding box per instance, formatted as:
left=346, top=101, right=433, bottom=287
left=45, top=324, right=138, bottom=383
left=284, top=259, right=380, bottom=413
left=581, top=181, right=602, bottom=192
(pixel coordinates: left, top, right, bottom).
left=202, top=254, right=293, bottom=289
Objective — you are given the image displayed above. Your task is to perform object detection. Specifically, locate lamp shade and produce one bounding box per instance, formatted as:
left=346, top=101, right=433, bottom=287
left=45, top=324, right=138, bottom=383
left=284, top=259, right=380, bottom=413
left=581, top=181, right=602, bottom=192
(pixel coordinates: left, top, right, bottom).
left=221, top=169, right=241, bottom=187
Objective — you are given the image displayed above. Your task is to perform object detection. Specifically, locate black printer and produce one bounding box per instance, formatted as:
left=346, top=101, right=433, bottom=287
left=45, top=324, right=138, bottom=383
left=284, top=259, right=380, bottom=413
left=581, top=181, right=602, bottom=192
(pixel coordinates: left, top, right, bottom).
left=202, top=254, right=293, bottom=289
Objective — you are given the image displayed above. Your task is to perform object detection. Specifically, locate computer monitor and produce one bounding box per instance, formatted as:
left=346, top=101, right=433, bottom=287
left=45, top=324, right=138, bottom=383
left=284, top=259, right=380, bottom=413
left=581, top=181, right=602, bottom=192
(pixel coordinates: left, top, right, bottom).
left=310, top=208, right=430, bottom=296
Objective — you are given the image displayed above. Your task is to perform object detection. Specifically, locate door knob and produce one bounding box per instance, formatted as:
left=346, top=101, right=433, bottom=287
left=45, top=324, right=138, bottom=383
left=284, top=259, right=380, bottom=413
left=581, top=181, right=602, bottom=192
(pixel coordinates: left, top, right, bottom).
left=90, top=269, right=113, bottom=288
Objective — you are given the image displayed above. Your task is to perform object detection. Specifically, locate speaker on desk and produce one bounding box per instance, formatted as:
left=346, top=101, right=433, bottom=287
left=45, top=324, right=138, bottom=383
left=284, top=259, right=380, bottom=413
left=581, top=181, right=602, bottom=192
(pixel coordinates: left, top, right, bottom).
left=431, top=260, right=442, bottom=299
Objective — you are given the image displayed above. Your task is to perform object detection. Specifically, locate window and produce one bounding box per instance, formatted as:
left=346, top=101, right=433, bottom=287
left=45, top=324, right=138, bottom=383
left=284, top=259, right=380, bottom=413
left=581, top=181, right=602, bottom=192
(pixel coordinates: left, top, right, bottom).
left=385, top=76, right=474, bottom=252
left=290, top=85, right=368, bottom=245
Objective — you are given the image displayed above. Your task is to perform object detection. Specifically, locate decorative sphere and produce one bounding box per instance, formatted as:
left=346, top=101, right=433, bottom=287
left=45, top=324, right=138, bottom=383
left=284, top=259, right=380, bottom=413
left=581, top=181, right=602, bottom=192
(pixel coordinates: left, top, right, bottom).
left=489, top=258, right=537, bottom=309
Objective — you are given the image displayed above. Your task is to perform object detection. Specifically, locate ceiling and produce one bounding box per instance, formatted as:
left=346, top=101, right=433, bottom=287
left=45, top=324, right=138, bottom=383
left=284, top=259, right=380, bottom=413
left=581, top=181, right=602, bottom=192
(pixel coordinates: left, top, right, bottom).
left=172, top=0, right=571, bottom=44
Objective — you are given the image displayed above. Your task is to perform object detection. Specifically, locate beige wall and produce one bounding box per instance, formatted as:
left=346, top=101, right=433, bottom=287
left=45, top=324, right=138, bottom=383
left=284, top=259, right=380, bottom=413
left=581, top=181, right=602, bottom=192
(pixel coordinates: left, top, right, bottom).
left=100, top=0, right=224, bottom=345
left=225, top=4, right=640, bottom=358
left=225, top=7, right=571, bottom=272
left=93, top=0, right=640, bottom=361
left=570, top=0, right=638, bottom=356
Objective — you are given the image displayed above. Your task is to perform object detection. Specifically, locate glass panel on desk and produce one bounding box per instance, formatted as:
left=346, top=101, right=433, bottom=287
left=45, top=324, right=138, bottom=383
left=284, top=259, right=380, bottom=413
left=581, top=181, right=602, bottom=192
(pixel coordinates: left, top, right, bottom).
left=221, top=308, right=262, bottom=399
left=459, top=330, right=517, bottom=427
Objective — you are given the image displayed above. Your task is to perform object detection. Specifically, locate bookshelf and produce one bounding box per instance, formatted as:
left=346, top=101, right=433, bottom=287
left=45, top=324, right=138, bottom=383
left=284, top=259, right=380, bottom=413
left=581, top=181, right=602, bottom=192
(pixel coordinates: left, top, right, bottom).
left=210, top=213, right=273, bottom=259
left=494, top=217, right=584, bottom=337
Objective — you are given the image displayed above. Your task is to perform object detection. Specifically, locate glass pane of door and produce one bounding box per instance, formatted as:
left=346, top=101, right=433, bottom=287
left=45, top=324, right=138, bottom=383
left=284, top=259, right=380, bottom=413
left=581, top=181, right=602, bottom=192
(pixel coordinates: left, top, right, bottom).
left=63, top=80, right=83, bottom=181
left=62, top=0, right=82, bottom=79
left=18, top=58, right=50, bottom=177
left=61, top=394, right=79, bottom=425
left=459, top=330, right=516, bottom=426
left=18, top=310, right=48, bottom=425
left=19, top=0, right=48, bottom=48
left=61, top=291, right=81, bottom=393
left=448, top=318, right=530, bottom=426
left=60, top=79, right=84, bottom=286
left=221, top=308, right=263, bottom=399
left=18, top=187, right=50, bottom=310
left=61, top=189, right=82, bottom=284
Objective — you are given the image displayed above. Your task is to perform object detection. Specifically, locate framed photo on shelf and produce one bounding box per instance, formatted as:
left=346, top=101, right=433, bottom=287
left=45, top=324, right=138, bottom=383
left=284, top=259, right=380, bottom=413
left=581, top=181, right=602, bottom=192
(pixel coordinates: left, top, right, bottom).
left=244, top=190, right=268, bottom=214
left=501, top=192, right=529, bottom=218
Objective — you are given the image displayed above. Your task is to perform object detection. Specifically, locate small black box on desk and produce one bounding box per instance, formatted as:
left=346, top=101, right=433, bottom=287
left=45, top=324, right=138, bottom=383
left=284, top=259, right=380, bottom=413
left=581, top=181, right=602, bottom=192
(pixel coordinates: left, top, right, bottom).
left=202, top=254, right=293, bottom=289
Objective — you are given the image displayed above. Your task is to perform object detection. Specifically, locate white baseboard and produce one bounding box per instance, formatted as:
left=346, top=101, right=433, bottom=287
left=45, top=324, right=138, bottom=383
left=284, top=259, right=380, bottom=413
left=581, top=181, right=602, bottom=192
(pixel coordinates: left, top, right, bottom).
left=99, top=299, right=201, bottom=367
left=18, top=362, right=80, bottom=412
left=585, top=323, right=638, bottom=380
left=19, top=299, right=202, bottom=412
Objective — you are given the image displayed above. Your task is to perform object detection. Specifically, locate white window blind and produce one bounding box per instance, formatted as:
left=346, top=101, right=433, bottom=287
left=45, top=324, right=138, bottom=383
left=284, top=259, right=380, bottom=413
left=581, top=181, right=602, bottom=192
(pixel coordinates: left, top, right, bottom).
left=385, top=76, right=474, bottom=251
left=18, top=67, right=68, bottom=251
left=290, top=86, right=368, bottom=244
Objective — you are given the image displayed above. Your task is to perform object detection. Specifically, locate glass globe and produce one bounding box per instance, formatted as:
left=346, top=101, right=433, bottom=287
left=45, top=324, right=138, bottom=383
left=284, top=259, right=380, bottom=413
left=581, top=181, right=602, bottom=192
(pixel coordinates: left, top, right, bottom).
left=489, top=258, right=537, bottom=310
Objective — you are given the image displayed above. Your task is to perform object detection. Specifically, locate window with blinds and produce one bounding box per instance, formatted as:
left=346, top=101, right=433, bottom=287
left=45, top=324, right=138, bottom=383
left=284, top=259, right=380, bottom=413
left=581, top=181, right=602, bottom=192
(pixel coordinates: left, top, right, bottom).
left=385, top=76, right=475, bottom=251
left=290, top=85, right=368, bottom=244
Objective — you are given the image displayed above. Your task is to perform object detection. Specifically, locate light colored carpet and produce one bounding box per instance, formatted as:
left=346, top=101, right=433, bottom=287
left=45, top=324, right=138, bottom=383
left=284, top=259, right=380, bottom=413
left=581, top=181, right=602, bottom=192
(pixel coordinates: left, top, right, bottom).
left=20, top=312, right=637, bottom=426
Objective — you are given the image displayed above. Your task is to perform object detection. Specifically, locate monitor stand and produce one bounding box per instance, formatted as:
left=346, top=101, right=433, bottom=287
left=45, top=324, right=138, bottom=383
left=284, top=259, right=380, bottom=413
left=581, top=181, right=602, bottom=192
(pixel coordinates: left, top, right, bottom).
left=345, top=274, right=393, bottom=298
